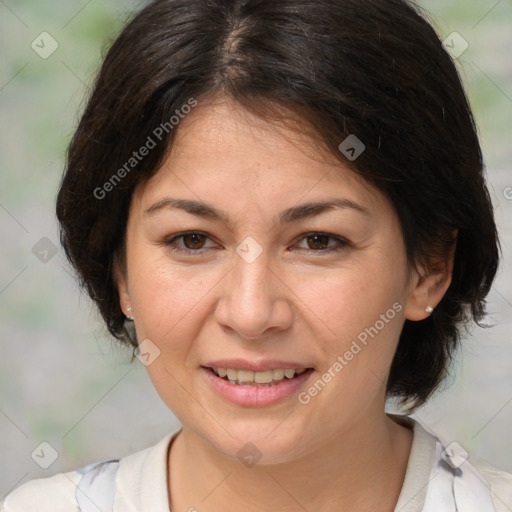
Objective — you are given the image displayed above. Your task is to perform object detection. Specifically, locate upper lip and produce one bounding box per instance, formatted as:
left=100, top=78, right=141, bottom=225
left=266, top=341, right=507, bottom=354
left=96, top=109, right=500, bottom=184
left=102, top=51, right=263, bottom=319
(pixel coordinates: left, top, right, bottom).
left=202, top=358, right=314, bottom=372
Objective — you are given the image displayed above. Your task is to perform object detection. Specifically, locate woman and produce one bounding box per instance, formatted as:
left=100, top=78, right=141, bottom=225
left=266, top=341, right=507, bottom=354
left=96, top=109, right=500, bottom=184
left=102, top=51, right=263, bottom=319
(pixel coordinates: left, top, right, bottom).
left=2, top=0, right=511, bottom=510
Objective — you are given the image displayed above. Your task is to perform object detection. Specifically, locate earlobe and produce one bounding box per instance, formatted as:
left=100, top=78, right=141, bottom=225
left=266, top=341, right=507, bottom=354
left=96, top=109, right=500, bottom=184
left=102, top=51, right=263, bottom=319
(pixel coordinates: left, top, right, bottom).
left=404, top=272, right=451, bottom=320
left=113, top=257, right=132, bottom=319
left=404, top=237, right=456, bottom=321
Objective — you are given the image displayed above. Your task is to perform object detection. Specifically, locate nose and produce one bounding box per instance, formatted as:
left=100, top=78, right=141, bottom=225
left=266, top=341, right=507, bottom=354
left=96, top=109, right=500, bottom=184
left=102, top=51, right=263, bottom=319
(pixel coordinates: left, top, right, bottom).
left=214, top=250, right=294, bottom=340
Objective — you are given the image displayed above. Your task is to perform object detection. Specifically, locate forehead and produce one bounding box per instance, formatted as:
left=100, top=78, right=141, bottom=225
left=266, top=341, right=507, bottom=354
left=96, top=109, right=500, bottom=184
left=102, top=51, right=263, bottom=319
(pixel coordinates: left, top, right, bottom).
left=133, top=97, right=389, bottom=218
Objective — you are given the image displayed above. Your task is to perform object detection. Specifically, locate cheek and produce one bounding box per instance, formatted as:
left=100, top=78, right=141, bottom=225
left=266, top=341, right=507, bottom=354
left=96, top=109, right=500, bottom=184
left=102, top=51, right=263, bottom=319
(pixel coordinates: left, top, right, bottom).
left=126, top=255, right=218, bottom=412
left=127, top=249, right=217, bottom=352
left=291, top=263, right=402, bottom=336
left=289, top=261, right=406, bottom=385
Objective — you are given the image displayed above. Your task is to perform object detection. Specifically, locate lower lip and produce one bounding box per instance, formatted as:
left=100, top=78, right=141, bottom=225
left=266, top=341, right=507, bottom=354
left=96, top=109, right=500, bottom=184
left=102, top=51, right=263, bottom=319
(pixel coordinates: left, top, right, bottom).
left=200, top=367, right=314, bottom=407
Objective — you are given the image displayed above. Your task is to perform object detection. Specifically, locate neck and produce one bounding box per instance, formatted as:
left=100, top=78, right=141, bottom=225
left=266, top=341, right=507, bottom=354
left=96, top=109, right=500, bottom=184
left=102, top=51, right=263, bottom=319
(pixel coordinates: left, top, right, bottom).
left=168, top=411, right=413, bottom=512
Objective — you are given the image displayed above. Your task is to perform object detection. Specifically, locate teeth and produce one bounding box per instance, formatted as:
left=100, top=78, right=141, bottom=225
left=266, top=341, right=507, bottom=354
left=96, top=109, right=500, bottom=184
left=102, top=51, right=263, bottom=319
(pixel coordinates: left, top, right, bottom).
left=273, top=369, right=285, bottom=380
left=254, top=370, right=273, bottom=384
left=211, top=367, right=308, bottom=385
left=237, top=370, right=254, bottom=383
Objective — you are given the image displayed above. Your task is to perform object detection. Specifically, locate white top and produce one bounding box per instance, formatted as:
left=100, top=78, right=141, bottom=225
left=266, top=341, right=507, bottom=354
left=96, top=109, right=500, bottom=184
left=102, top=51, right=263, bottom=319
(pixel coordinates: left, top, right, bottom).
left=2, top=416, right=511, bottom=512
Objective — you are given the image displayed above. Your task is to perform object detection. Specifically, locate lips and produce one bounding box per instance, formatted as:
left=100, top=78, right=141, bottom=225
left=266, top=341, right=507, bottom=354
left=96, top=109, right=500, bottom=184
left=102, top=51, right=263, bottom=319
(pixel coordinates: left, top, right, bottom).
left=200, top=359, right=315, bottom=406
left=209, top=366, right=307, bottom=384
left=202, top=358, right=313, bottom=373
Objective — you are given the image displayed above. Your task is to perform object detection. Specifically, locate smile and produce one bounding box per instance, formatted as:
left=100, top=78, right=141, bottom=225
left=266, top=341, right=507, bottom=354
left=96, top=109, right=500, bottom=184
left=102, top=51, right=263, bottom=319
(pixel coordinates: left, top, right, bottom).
left=210, top=367, right=307, bottom=386
left=201, top=366, right=315, bottom=406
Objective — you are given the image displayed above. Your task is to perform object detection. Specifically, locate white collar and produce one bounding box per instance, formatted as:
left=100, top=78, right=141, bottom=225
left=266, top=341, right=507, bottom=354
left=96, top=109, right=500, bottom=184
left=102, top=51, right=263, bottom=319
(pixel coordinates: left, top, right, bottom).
left=108, top=416, right=497, bottom=512
left=113, top=431, right=177, bottom=512
left=392, top=415, right=497, bottom=511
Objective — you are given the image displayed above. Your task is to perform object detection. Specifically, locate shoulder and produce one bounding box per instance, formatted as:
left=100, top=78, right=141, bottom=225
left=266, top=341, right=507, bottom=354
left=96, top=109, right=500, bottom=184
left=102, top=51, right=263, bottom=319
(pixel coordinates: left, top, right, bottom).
left=392, top=414, right=512, bottom=511
left=420, top=420, right=512, bottom=511
left=1, top=431, right=178, bottom=512
left=470, top=456, right=512, bottom=511
left=1, top=459, right=120, bottom=512
left=1, top=470, right=82, bottom=512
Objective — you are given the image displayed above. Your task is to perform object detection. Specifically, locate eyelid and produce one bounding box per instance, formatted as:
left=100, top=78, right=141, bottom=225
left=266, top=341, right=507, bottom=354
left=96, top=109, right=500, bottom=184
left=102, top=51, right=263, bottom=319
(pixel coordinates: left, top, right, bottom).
left=293, top=231, right=351, bottom=252
left=163, top=230, right=350, bottom=255
left=163, top=230, right=219, bottom=253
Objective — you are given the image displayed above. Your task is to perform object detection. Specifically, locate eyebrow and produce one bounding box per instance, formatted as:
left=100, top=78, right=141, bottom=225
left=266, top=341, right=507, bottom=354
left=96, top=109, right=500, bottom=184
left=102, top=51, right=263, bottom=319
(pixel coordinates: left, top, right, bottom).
left=145, top=197, right=371, bottom=226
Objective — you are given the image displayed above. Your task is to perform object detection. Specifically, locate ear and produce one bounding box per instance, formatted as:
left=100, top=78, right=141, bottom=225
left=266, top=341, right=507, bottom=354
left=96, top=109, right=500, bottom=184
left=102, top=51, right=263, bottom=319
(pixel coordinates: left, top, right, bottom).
left=113, top=253, right=132, bottom=317
left=403, top=235, right=457, bottom=321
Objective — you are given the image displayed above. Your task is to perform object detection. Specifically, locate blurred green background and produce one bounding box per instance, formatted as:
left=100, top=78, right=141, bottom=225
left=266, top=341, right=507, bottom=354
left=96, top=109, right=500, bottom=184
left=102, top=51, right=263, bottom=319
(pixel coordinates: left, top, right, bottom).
left=1, top=0, right=511, bottom=497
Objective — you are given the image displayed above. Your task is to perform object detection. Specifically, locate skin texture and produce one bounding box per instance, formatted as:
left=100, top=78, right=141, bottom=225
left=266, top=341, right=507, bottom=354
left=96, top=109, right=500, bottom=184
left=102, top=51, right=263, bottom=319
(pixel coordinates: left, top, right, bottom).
left=116, top=97, right=454, bottom=511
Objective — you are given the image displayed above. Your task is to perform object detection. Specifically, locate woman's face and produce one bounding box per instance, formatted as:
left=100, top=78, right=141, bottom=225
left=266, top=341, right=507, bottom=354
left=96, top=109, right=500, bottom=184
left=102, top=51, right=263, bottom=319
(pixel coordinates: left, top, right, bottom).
left=118, top=97, right=426, bottom=463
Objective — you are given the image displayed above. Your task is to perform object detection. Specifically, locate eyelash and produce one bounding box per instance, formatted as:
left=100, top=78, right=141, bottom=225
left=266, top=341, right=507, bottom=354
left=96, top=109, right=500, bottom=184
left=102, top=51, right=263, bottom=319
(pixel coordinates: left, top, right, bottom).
left=163, top=231, right=351, bottom=255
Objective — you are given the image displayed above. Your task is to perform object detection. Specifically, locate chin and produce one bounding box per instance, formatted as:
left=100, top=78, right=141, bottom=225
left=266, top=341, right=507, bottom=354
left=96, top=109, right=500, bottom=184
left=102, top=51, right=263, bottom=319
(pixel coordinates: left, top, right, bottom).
left=194, top=416, right=309, bottom=465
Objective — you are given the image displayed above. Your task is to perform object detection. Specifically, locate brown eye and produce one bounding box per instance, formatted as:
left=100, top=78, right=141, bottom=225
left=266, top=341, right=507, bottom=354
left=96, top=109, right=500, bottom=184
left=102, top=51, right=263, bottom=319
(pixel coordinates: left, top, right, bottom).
left=164, top=231, right=217, bottom=253
left=306, top=234, right=331, bottom=250
left=295, top=232, right=350, bottom=254
left=182, top=233, right=207, bottom=249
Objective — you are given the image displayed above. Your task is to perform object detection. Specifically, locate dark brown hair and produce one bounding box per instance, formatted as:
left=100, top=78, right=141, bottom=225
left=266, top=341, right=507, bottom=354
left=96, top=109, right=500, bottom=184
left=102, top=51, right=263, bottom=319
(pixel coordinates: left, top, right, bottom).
left=56, top=0, right=500, bottom=411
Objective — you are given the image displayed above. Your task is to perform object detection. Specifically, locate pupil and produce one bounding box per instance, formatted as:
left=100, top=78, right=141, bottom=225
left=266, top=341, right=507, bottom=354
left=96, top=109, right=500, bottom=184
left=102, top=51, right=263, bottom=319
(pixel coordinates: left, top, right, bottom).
left=308, top=234, right=329, bottom=250
left=184, top=233, right=205, bottom=249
